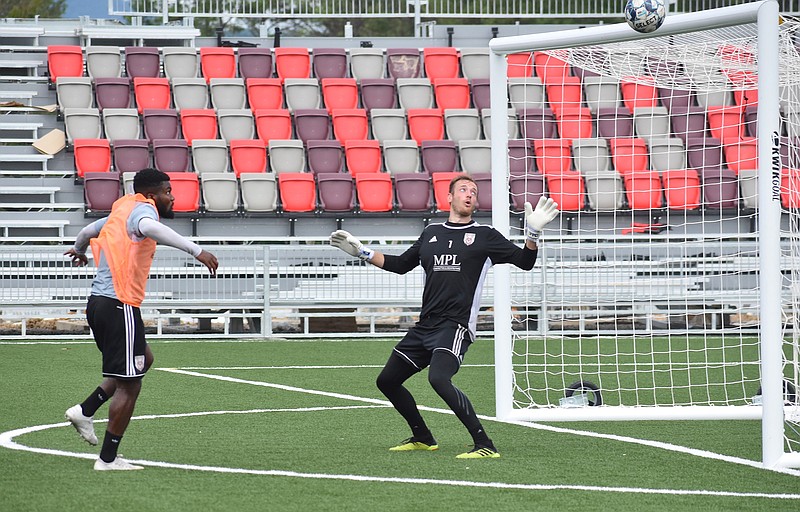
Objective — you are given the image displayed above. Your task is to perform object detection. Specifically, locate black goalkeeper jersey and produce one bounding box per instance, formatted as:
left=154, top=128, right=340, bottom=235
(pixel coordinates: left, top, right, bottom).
left=381, top=220, right=537, bottom=336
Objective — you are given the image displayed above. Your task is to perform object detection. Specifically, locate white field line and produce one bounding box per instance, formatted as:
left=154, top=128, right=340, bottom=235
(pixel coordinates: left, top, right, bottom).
left=160, top=368, right=800, bottom=478
left=1, top=409, right=799, bottom=500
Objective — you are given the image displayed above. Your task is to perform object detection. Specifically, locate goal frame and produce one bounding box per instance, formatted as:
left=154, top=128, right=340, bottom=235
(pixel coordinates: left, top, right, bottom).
left=488, top=0, right=793, bottom=468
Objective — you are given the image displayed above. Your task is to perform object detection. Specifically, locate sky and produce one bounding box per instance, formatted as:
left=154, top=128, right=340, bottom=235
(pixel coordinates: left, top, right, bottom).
left=64, top=0, right=120, bottom=20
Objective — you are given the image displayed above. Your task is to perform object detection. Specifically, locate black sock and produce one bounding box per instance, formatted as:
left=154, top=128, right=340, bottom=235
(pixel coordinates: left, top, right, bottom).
left=80, top=386, right=110, bottom=417
left=470, top=427, right=493, bottom=448
left=411, top=424, right=436, bottom=444
left=99, top=431, right=122, bottom=463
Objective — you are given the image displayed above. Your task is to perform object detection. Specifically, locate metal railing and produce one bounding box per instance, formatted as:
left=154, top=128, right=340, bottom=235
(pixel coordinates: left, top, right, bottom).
left=0, top=240, right=769, bottom=338
left=108, top=0, right=799, bottom=20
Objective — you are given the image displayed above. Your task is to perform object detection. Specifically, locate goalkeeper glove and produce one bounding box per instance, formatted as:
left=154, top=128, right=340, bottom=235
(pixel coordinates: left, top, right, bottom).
left=330, top=230, right=375, bottom=261
left=524, top=196, right=559, bottom=243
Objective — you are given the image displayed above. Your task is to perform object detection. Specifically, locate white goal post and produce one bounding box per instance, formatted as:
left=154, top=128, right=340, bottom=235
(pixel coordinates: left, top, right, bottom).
left=488, top=0, right=800, bottom=469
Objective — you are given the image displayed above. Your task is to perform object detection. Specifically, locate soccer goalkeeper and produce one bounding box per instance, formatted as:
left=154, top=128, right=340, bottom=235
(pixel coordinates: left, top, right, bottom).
left=330, top=174, right=558, bottom=458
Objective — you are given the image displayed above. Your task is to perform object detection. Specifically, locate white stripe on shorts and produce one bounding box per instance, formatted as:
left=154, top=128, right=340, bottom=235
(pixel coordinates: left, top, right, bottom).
left=123, top=303, right=135, bottom=376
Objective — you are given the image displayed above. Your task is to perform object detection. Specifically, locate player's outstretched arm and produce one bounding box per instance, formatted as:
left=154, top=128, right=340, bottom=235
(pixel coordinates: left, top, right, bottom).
left=329, top=230, right=384, bottom=267
left=195, top=250, right=219, bottom=276
left=138, top=217, right=219, bottom=275
left=524, top=197, right=559, bottom=249
left=64, top=248, right=89, bottom=267
left=64, top=217, right=107, bottom=266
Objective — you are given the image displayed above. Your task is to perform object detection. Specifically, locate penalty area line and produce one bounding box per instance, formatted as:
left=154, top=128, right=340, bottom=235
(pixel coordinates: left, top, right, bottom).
left=1, top=417, right=799, bottom=501
left=165, top=368, right=800, bottom=478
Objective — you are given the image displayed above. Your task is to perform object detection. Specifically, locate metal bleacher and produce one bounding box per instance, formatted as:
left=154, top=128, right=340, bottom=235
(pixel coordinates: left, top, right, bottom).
left=0, top=8, right=787, bottom=338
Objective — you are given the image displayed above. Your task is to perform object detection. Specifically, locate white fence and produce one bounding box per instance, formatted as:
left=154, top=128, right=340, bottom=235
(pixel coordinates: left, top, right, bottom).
left=108, top=0, right=800, bottom=20
left=0, top=239, right=768, bottom=338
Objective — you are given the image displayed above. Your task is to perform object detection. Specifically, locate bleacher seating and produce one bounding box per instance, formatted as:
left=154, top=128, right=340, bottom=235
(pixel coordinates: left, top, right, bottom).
left=23, top=41, right=794, bottom=227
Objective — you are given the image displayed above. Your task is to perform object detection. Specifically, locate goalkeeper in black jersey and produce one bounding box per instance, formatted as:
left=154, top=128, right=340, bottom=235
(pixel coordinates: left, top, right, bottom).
left=330, top=174, right=559, bottom=458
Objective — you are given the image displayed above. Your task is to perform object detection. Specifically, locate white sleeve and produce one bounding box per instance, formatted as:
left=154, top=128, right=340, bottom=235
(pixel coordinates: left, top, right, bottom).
left=72, top=217, right=107, bottom=254
left=137, top=217, right=203, bottom=257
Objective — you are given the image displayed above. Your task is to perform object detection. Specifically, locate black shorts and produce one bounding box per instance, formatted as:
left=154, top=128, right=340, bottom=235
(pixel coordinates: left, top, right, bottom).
left=86, top=295, right=148, bottom=380
left=393, top=318, right=473, bottom=371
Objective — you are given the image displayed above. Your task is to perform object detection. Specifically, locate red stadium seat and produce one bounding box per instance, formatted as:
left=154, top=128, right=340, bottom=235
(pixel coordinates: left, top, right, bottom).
left=278, top=173, right=316, bottom=212
left=432, top=78, right=470, bottom=110
left=331, top=108, right=368, bottom=143
left=47, top=45, right=83, bottom=82
left=544, top=172, right=585, bottom=211
left=661, top=169, right=701, bottom=210
left=274, top=47, right=310, bottom=79
left=407, top=108, right=444, bottom=145
left=707, top=105, right=745, bottom=142
left=255, top=108, right=292, bottom=141
left=134, top=77, right=171, bottom=114
left=321, top=78, right=359, bottom=112
left=423, top=47, right=460, bottom=80
left=609, top=137, right=649, bottom=177
left=345, top=139, right=382, bottom=175
left=180, top=109, right=218, bottom=145
left=200, top=47, right=236, bottom=83
left=533, top=138, right=572, bottom=176
left=230, top=139, right=268, bottom=177
left=723, top=137, right=758, bottom=174
left=781, top=168, right=800, bottom=209
left=431, top=171, right=463, bottom=211
left=623, top=170, right=664, bottom=210
left=355, top=172, right=393, bottom=212
left=506, top=52, right=533, bottom=78
left=555, top=107, right=593, bottom=141
left=246, top=78, right=284, bottom=111
left=166, top=172, right=200, bottom=212
left=545, top=76, right=583, bottom=114
left=620, top=76, right=659, bottom=111
left=74, top=138, right=111, bottom=178
left=533, top=51, right=571, bottom=83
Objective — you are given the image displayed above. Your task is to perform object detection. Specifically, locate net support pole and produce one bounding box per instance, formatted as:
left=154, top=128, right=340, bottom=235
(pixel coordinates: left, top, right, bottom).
left=756, top=0, right=784, bottom=469
left=490, top=49, right=514, bottom=421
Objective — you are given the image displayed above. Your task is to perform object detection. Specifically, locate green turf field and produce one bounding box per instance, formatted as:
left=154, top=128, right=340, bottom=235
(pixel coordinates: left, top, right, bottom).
left=1, top=338, right=798, bottom=511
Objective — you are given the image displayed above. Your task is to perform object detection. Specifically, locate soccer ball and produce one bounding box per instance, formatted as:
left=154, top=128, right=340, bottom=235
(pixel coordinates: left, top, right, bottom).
left=625, top=0, right=666, bottom=33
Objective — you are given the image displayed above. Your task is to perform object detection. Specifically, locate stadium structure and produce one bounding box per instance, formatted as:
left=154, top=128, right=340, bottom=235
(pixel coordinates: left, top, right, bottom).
left=3, top=0, right=800, bottom=469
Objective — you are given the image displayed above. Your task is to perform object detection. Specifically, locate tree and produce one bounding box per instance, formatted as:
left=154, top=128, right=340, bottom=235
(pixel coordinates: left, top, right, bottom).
left=0, top=0, right=65, bottom=18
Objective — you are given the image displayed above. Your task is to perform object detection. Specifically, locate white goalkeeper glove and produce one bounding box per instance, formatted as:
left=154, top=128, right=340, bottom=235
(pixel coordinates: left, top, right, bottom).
left=524, top=196, right=559, bottom=243
left=330, top=230, right=375, bottom=261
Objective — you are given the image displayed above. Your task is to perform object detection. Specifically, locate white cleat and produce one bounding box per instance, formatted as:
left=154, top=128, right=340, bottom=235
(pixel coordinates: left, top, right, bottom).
left=65, top=405, right=98, bottom=446
left=94, top=457, right=143, bottom=471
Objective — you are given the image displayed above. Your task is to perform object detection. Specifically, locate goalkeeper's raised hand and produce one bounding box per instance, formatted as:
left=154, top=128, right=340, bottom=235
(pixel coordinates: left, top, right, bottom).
left=330, top=230, right=375, bottom=261
left=524, top=196, right=559, bottom=243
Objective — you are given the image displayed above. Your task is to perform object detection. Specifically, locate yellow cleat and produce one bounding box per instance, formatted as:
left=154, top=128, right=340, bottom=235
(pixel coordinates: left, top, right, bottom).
left=456, top=446, right=501, bottom=459
left=388, top=437, right=439, bottom=451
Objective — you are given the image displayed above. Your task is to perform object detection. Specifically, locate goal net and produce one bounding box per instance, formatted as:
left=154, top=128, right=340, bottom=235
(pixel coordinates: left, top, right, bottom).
left=488, top=1, right=800, bottom=468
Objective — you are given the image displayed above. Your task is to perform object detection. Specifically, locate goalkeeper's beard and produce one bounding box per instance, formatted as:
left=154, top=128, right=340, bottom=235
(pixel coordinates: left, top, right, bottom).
left=452, top=201, right=476, bottom=219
